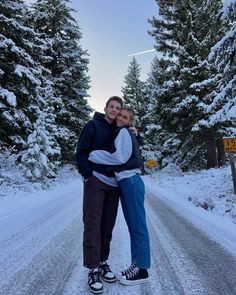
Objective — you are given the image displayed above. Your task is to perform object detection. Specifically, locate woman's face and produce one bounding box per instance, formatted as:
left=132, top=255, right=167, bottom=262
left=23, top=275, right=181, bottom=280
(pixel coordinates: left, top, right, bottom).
left=116, top=109, right=131, bottom=127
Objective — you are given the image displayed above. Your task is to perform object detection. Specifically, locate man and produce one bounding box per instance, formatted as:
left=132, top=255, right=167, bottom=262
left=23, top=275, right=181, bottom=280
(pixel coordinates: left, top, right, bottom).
left=76, top=96, right=123, bottom=294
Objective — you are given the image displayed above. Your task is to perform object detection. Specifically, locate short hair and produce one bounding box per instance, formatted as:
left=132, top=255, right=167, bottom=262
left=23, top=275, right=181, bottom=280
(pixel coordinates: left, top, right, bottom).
left=123, top=107, right=136, bottom=126
left=105, top=96, right=123, bottom=108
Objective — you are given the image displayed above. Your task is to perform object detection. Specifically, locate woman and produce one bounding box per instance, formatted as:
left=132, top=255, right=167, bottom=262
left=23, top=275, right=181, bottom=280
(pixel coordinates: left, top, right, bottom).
left=89, top=108, right=151, bottom=286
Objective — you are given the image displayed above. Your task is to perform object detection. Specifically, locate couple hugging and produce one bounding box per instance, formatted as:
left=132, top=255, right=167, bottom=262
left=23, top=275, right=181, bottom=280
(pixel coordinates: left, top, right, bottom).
left=76, top=96, right=151, bottom=294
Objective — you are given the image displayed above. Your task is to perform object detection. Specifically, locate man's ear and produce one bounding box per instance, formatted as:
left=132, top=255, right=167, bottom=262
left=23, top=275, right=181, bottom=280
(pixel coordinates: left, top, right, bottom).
left=104, top=107, right=106, bottom=112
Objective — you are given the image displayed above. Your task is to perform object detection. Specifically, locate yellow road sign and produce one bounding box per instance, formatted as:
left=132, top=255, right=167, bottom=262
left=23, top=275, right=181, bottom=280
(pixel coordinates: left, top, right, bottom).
left=223, top=137, right=236, bottom=152
left=146, top=159, right=158, bottom=168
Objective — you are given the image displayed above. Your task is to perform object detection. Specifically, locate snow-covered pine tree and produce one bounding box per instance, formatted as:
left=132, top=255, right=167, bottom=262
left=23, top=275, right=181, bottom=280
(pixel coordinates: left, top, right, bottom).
left=191, top=1, right=236, bottom=168
left=0, top=0, right=41, bottom=151
left=20, top=74, right=61, bottom=182
left=205, top=2, right=236, bottom=141
left=174, top=0, right=224, bottom=169
left=21, top=108, right=61, bottom=182
left=23, top=7, right=62, bottom=180
left=149, top=0, right=224, bottom=170
left=144, top=56, right=181, bottom=168
left=142, top=57, right=160, bottom=160
left=122, top=57, right=147, bottom=133
left=30, top=0, right=91, bottom=162
left=0, top=0, right=62, bottom=181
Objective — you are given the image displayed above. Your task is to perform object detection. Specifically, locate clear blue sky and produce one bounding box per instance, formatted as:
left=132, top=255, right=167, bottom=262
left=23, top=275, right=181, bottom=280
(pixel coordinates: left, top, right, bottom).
left=70, top=0, right=157, bottom=112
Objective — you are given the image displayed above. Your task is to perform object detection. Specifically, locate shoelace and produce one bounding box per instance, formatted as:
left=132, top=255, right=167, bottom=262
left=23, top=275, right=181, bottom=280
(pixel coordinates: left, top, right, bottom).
left=100, top=263, right=111, bottom=273
left=90, top=271, right=100, bottom=283
left=122, top=263, right=136, bottom=275
left=126, top=267, right=139, bottom=279
left=91, top=272, right=99, bottom=282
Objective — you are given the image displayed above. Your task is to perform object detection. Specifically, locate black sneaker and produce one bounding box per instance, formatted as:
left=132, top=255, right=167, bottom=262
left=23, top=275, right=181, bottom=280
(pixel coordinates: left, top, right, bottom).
left=99, top=261, right=116, bottom=283
left=116, top=263, right=136, bottom=280
left=120, top=267, right=149, bottom=285
left=88, top=268, right=103, bottom=294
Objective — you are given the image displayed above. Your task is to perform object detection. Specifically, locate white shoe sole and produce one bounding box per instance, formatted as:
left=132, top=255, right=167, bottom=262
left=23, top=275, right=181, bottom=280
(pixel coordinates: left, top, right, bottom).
left=89, top=287, right=103, bottom=294
left=120, top=277, right=149, bottom=286
left=101, top=276, right=116, bottom=283
left=116, top=273, right=122, bottom=281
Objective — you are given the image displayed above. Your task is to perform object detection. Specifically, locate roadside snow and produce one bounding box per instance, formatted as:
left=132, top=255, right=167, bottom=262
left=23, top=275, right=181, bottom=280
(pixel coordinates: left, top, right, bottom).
left=144, top=165, right=236, bottom=256
left=1, top=164, right=236, bottom=256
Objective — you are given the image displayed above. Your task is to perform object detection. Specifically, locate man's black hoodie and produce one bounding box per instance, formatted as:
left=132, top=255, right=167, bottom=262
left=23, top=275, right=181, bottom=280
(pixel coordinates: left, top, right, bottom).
left=76, top=112, right=117, bottom=179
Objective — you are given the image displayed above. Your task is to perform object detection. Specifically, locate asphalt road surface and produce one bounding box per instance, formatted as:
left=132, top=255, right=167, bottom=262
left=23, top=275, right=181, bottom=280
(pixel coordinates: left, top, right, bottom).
left=0, top=187, right=236, bottom=295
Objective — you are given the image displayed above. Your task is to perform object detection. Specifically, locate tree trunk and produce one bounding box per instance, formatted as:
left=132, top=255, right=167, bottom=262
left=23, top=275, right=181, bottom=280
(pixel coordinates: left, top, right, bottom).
left=203, top=129, right=217, bottom=169
left=216, top=138, right=226, bottom=167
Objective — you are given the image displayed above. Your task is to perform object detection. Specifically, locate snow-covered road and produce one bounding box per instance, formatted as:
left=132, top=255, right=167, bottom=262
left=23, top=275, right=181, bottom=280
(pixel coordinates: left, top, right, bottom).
left=0, top=179, right=236, bottom=295
left=146, top=191, right=236, bottom=295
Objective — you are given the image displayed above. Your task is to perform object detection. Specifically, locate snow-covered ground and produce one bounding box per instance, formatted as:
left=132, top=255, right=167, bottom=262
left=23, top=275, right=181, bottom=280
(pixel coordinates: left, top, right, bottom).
left=152, top=164, right=236, bottom=223
left=1, top=165, right=236, bottom=294
left=1, top=164, right=236, bottom=255
left=144, top=164, right=236, bottom=255
left=2, top=164, right=236, bottom=222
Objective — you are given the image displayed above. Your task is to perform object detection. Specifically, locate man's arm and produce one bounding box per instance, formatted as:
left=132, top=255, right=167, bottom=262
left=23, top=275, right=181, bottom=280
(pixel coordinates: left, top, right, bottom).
left=88, top=128, right=132, bottom=165
left=76, top=121, right=94, bottom=179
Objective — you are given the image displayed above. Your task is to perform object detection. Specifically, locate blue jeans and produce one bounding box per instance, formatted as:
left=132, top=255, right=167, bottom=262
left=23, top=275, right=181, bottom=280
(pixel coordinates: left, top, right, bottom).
left=118, top=174, right=151, bottom=268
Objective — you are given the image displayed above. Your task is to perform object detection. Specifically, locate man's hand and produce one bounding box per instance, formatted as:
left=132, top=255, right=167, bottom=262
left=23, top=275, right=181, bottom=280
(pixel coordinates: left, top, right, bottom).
left=129, top=126, right=138, bottom=136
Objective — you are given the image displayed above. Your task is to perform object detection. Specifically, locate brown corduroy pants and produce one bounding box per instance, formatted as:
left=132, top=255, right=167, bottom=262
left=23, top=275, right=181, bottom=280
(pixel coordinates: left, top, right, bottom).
left=83, top=175, right=119, bottom=269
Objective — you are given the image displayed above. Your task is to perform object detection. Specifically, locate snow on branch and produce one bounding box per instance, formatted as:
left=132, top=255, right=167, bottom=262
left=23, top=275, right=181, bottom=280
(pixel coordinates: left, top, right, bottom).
left=0, top=88, right=17, bottom=107
left=14, top=65, right=41, bottom=85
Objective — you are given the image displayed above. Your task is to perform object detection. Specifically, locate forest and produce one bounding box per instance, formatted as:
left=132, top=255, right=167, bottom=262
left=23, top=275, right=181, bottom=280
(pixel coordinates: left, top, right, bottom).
left=0, top=0, right=236, bottom=184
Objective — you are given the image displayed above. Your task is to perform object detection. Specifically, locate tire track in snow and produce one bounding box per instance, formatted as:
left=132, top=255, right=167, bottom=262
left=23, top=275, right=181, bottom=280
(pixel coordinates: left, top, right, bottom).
left=146, top=189, right=236, bottom=295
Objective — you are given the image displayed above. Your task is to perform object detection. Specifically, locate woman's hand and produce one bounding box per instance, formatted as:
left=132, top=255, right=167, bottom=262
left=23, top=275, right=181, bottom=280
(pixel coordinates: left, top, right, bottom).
left=129, top=126, right=138, bottom=136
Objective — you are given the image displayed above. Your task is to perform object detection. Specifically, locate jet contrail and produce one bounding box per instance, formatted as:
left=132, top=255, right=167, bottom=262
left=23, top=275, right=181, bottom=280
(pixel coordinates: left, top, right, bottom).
left=128, top=49, right=155, bottom=57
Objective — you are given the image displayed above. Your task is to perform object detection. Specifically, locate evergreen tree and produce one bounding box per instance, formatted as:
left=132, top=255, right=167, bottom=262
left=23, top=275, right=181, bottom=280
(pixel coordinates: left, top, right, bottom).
left=192, top=2, right=236, bottom=167
left=30, top=0, right=91, bottom=162
left=21, top=109, right=60, bottom=182
left=0, top=0, right=41, bottom=150
left=145, top=56, right=182, bottom=167
left=149, top=0, right=224, bottom=170
left=174, top=0, right=224, bottom=169
left=122, top=57, right=147, bottom=132
left=20, top=75, right=61, bottom=181
left=206, top=4, right=236, bottom=137
left=142, top=57, right=164, bottom=162
left=0, top=0, right=62, bottom=180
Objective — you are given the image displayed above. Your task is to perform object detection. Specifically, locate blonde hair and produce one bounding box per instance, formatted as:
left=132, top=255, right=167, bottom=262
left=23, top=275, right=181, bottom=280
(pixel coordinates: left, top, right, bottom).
left=123, top=107, right=136, bottom=126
